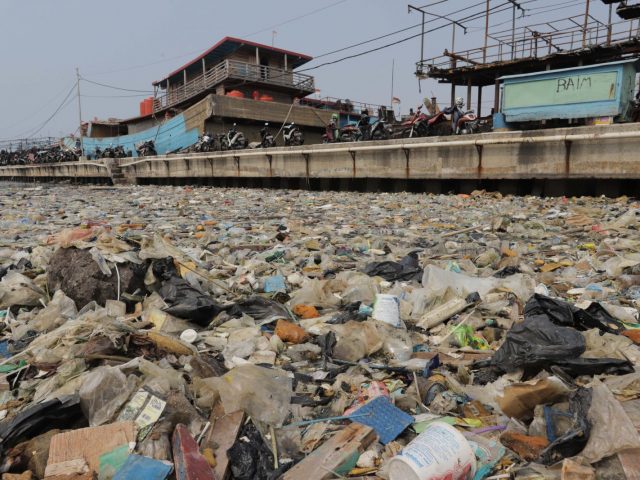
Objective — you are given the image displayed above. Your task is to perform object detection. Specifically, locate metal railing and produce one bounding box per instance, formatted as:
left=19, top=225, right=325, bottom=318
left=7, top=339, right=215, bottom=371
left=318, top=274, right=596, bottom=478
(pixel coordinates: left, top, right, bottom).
left=0, top=137, right=59, bottom=152
left=299, top=96, right=391, bottom=116
left=154, top=59, right=315, bottom=112
left=419, top=17, right=640, bottom=74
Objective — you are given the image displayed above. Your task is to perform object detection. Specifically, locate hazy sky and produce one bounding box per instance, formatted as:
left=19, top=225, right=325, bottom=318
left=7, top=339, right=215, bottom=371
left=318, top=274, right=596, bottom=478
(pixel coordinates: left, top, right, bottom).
left=0, top=0, right=619, bottom=140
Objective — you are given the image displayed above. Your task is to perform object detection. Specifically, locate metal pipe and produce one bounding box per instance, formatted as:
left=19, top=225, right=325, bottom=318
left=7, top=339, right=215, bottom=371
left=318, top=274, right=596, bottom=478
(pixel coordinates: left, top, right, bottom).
left=76, top=68, right=84, bottom=159
left=511, top=4, right=516, bottom=60
left=483, top=0, right=490, bottom=63
left=582, top=0, right=590, bottom=48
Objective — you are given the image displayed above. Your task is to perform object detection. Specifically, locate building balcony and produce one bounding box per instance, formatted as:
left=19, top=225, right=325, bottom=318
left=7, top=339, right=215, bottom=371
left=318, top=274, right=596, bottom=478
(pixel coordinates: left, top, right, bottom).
left=153, top=59, right=315, bottom=113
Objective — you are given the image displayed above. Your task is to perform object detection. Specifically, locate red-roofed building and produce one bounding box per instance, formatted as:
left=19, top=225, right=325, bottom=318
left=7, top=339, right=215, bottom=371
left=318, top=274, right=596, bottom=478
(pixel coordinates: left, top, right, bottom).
left=151, top=36, right=316, bottom=113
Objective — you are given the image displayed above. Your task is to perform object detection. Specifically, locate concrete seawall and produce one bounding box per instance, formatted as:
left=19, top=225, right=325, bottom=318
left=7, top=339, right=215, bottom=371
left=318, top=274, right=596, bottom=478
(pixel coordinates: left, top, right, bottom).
left=2, top=123, right=639, bottom=195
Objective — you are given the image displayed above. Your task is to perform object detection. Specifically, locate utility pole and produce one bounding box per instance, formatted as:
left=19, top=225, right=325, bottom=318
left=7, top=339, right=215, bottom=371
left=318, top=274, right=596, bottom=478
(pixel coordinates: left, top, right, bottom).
left=483, top=0, right=490, bottom=63
left=607, top=3, right=613, bottom=46
left=76, top=68, right=84, bottom=159
left=408, top=4, right=467, bottom=74
left=506, top=0, right=524, bottom=60
left=583, top=0, right=591, bottom=48
left=390, top=59, right=395, bottom=107
left=511, top=3, right=516, bottom=59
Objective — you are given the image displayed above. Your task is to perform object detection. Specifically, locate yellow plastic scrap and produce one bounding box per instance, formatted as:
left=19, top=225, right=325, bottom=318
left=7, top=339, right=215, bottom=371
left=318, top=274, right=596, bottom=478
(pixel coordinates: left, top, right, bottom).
left=540, top=263, right=563, bottom=272
left=177, top=260, right=197, bottom=278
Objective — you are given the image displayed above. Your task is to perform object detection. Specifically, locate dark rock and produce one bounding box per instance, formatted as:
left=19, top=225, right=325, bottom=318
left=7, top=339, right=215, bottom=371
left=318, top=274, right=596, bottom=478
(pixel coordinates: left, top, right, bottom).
left=47, top=247, right=146, bottom=309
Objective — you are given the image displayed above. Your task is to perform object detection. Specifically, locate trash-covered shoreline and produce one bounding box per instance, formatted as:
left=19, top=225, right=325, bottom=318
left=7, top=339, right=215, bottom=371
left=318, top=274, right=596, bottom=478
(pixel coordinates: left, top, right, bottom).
left=0, top=184, right=639, bottom=480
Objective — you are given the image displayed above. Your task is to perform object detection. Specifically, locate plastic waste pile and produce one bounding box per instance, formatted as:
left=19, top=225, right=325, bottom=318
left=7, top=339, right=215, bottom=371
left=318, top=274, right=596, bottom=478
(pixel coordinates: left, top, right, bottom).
left=0, top=184, right=639, bottom=479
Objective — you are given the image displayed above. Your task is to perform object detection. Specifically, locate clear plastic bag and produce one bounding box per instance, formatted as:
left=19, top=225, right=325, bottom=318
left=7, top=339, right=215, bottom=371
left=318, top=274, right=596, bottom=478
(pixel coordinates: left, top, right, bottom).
left=331, top=320, right=383, bottom=362
left=79, top=366, right=138, bottom=426
left=0, top=271, right=46, bottom=308
left=575, top=379, right=640, bottom=464
left=30, top=290, right=77, bottom=333
left=289, top=279, right=341, bottom=310
left=379, top=323, right=413, bottom=361
left=421, top=265, right=535, bottom=303
left=213, top=364, right=292, bottom=426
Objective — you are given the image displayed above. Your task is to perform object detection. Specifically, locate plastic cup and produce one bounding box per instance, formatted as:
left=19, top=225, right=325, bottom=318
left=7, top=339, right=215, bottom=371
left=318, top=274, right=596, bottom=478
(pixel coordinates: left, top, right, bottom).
left=180, top=329, right=198, bottom=344
left=372, top=294, right=401, bottom=328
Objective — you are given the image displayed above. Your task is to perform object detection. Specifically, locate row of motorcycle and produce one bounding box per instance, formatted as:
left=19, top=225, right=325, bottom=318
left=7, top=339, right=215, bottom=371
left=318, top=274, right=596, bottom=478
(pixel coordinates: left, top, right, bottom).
left=190, top=123, right=304, bottom=152
left=322, top=99, right=485, bottom=144
left=90, top=140, right=157, bottom=159
left=0, top=145, right=79, bottom=166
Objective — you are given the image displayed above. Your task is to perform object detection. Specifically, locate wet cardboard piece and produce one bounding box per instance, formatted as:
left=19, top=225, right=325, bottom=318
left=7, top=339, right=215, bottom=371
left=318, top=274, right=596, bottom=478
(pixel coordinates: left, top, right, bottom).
left=283, top=423, right=376, bottom=480
left=498, top=377, right=569, bottom=420
left=44, top=421, right=135, bottom=478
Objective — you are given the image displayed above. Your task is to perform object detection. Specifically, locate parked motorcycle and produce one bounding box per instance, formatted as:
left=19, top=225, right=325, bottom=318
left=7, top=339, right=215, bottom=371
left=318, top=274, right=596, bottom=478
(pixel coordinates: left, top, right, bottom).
left=368, top=116, right=392, bottom=140
left=356, top=110, right=372, bottom=141
left=442, top=97, right=479, bottom=135
left=193, top=132, right=216, bottom=152
left=219, top=124, right=248, bottom=150
left=397, top=105, right=430, bottom=138
left=136, top=140, right=157, bottom=157
left=322, top=114, right=340, bottom=143
left=283, top=123, right=304, bottom=146
left=100, top=145, right=127, bottom=159
left=456, top=110, right=479, bottom=135
left=338, top=123, right=362, bottom=143
left=260, top=123, right=276, bottom=148
left=0, top=144, right=79, bottom=165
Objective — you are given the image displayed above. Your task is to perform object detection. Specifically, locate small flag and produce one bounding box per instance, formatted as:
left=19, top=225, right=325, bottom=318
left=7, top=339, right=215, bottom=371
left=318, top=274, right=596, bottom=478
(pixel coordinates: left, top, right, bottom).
left=391, top=96, right=401, bottom=104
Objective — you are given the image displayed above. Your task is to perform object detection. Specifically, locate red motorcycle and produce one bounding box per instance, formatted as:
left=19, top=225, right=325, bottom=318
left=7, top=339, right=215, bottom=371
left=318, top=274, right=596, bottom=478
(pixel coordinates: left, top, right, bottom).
left=400, top=105, right=429, bottom=138
left=397, top=105, right=451, bottom=138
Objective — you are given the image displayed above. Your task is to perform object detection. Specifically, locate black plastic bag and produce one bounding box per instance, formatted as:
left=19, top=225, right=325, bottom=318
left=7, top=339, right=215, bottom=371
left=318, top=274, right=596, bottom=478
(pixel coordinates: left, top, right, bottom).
left=552, top=358, right=634, bottom=377
left=539, top=387, right=592, bottom=465
left=493, top=266, right=521, bottom=278
left=490, top=314, right=586, bottom=375
left=327, top=301, right=364, bottom=325
left=227, top=295, right=292, bottom=323
left=228, top=422, right=291, bottom=480
left=153, top=258, right=224, bottom=326
left=484, top=297, right=631, bottom=379
left=362, top=251, right=423, bottom=282
left=524, top=294, right=624, bottom=334
left=0, top=395, right=83, bottom=457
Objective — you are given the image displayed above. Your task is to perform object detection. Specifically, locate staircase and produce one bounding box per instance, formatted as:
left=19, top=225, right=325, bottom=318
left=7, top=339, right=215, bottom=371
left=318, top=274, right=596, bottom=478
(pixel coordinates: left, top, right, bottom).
left=109, top=163, right=130, bottom=186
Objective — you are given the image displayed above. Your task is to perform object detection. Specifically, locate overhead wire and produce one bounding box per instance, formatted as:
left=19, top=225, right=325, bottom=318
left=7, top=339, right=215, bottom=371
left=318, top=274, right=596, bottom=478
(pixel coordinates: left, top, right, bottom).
left=0, top=81, right=77, bottom=134
left=87, top=0, right=352, bottom=77
left=244, top=0, right=352, bottom=37
left=79, top=77, right=154, bottom=94
left=24, top=86, right=77, bottom=139
left=298, top=1, right=524, bottom=72
left=314, top=0, right=490, bottom=59
left=81, top=93, right=152, bottom=98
